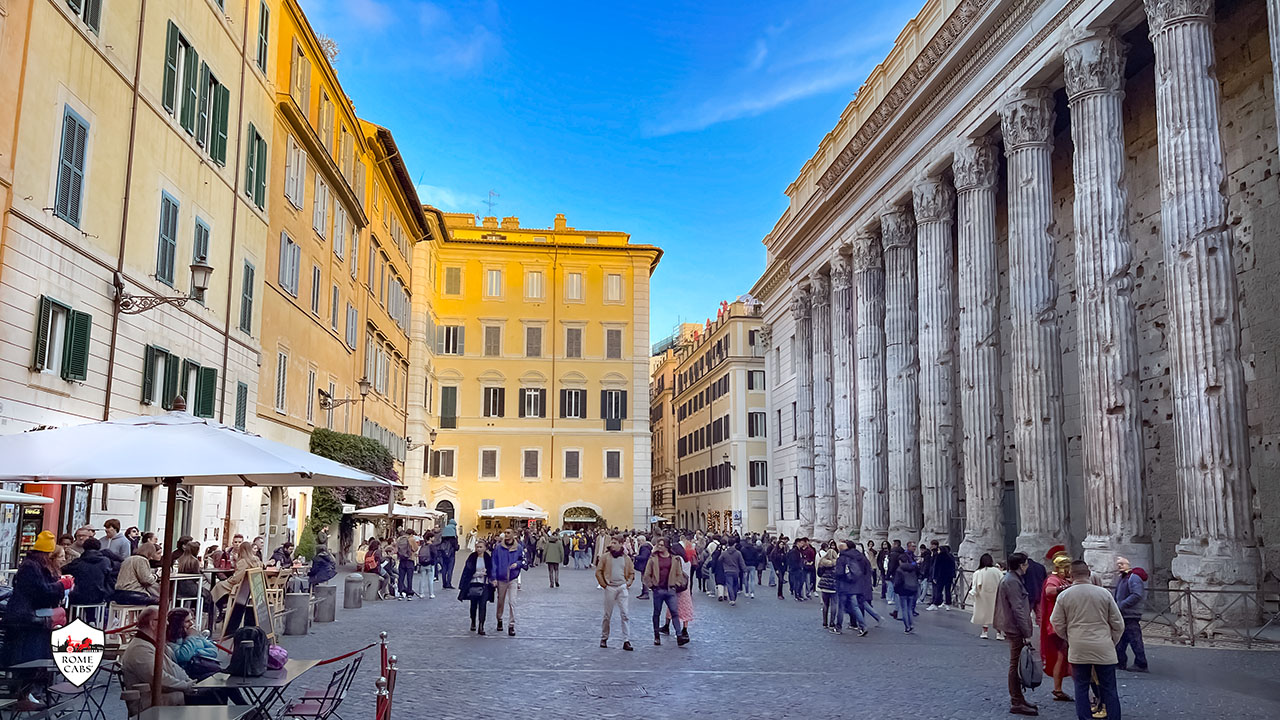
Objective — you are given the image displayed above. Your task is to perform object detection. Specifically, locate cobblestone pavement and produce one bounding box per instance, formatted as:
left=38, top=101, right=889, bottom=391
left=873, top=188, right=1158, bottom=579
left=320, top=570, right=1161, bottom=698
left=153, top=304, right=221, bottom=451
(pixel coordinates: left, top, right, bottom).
left=266, top=565, right=1280, bottom=720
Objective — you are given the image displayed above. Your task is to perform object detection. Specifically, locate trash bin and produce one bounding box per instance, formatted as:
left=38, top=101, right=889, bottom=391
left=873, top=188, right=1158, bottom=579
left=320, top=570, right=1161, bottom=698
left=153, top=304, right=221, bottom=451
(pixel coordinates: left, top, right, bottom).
left=362, top=573, right=381, bottom=601
left=284, top=593, right=311, bottom=636
left=313, top=584, right=337, bottom=622
left=344, top=574, right=364, bottom=609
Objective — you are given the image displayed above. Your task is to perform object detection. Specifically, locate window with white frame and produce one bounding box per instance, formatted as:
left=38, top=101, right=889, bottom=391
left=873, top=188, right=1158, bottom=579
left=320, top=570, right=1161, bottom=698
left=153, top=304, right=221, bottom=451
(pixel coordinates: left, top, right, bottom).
left=748, top=411, right=767, bottom=437
left=560, top=388, right=586, bottom=419
left=278, top=232, right=300, bottom=295
left=520, top=388, right=545, bottom=418
left=750, top=460, right=768, bottom=487
left=604, top=450, right=622, bottom=480
left=522, top=449, right=540, bottom=479
left=289, top=39, right=310, bottom=115
left=480, top=449, right=498, bottom=479
left=748, top=370, right=766, bottom=390
left=429, top=448, right=455, bottom=477
left=565, top=271, right=583, bottom=301
left=605, top=273, right=623, bottom=302
left=305, top=369, right=316, bottom=424
left=309, top=266, right=321, bottom=314
left=482, top=386, right=504, bottom=418
left=525, top=270, right=544, bottom=300
left=525, top=325, right=542, bottom=358
left=312, top=175, right=328, bottom=238
left=485, top=269, right=502, bottom=298
left=345, top=304, right=357, bottom=348
left=274, top=351, right=288, bottom=413
left=440, top=325, right=463, bottom=355
left=606, top=328, right=623, bottom=359
left=284, top=136, right=305, bottom=207
left=565, top=327, right=583, bottom=359
left=334, top=204, right=346, bottom=259
left=330, top=285, right=339, bottom=330
left=444, top=266, right=462, bottom=296
left=483, top=325, right=501, bottom=357
left=563, top=449, right=581, bottom=480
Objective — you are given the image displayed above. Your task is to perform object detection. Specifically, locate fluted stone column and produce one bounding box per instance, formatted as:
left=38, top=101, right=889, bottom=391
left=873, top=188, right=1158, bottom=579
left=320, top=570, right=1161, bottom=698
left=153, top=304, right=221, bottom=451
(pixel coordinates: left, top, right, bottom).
left=1268, top=0, right=1280, bottom=156
left=791, top=285, right=816, bottom=539
left=882, top=206, right=922, bottom=543
left=852, top=229, right=889, bottom=543
left=1145, top=0, right=1259, bottom=593
left=1064, top=29, right=1153, bottom=582
left=1000, top=88, right=1070, bottom=564
left=831, top=252, right=859, bottom=538
left=811, top=273, right=836, bottom=541
left=914, top=177, right=959, bottom=549
left=954, top=138, right=1006, bottom=570
left=760, top=324, right=778, bottom=531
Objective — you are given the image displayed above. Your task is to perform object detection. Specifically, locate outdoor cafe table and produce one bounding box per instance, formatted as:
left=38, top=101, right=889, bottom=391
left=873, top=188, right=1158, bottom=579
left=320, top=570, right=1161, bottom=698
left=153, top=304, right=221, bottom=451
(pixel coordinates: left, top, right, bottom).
left=137, top=705, right=255, bottom=720
left=194, top=659, right=317, bottom=716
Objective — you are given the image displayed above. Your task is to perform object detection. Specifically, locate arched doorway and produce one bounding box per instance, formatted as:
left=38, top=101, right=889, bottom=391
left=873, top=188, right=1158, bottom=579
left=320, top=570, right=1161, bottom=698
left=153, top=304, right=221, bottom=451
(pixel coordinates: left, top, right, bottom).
left=435, top=500, right=455, bottom=523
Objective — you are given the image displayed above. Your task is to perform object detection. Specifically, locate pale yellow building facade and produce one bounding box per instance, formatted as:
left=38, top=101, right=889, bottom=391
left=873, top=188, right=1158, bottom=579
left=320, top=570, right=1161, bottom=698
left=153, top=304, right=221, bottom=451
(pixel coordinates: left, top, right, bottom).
left=648, top=323, right=699, bottom=524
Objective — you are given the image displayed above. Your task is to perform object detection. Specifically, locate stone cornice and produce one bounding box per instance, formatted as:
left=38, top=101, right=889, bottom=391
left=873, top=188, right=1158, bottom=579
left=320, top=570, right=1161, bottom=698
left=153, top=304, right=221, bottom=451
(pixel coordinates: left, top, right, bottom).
left=752, top=259, right=791, bottom=303
left=1000, top=87, right=1055, bottom=150
left=913, top=177, right=956, bottom=224
left=880, top=206, right=917, bottom=250
left=953, top=136, right=998, bottom=191
left=1143, top=0, right=1213, bottom=35
left=818, top=0, right=995, bottom=192
left=1064, top=28, right=1126, bottom=100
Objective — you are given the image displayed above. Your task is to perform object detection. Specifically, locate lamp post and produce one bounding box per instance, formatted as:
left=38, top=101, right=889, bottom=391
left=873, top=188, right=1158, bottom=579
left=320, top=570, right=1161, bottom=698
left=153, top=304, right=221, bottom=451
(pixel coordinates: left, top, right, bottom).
left=404, top=428, right=439, bottom=529
left=318, top=377, right=371, bottom=410
left=114, top=259, right=214, bottom=314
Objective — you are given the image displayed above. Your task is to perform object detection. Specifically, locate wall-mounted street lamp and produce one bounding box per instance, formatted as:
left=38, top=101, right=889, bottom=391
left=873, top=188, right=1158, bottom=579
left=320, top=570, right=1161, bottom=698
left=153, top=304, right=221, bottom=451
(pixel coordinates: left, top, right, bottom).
left=406, top=427, right=438, bottom=452
left=318, top=377, right=371, bottom=409
left=114, top=259, right=214, bottom=314
left=723, top=452, right=735, bottom=471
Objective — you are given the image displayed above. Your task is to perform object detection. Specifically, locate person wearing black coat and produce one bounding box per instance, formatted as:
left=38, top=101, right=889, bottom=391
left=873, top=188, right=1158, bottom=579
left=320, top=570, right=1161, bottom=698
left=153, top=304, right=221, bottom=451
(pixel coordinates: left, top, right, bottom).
left=770, top=540, right=788, bottom=597
left=633, top=541, right=652, bottom=600
left=785, top=541, right=806, bottom=601
left=457, top=544, right=495, bottom=634
left=1022, top=556, right=1048, bottom=619
left=3, top=533, right=72, bottom=710
left=891, top=552, right=921, bottom=633
left=63, top=539, right=113, bottom=611
left=929, top=545, right=957, bottom=609
left=884, top=542, right=904, bottom=605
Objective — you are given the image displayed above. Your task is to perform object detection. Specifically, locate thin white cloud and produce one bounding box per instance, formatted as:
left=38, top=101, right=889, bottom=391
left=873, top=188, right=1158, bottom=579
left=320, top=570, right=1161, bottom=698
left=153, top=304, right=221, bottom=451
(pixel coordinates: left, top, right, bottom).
left=416, top=184, right=486, bottom=213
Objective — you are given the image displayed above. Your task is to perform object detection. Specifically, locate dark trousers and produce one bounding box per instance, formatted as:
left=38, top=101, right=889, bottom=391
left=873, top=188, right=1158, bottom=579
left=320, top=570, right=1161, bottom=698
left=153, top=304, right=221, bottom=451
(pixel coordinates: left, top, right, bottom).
left=469, top=595, right=488, bottom=627
left=441, top=553, right=456, bottom=588
left=651, top=588, right=682, bottom=635
left=398, top=559, right=415, bottom=595
left=834, top=591, right=865, bottom=630
left=858, top=593, right=881, bottom=622
left=547, top=562, right=560, bottom=586
left=1072, top=663, right=1120, bottom=720
left=1116, top=618, right=1147, bottom=669
left=931, top=576, right=954, bottom=606
left=788, top=569, right=806, bottom=599
left=1007, top=635, right=1028, bottom=707
left=725, top=573, right=741, bottom=602
left=775, top=566, right=786, bottom=596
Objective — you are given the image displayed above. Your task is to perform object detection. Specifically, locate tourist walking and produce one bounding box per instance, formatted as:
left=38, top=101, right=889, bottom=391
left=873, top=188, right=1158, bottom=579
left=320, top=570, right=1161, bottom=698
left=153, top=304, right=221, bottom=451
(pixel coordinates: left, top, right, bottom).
left=817, top=542, right=840, bottom=627
left=458, top=540, right=495, bottom=634
left=770, top=538, right=789, bottom=597
left=395, top=529, right=417, bottom=599
left=644, top=537, right=690, bottom=647
left=538, top=530, right=566, bottom=588
left=1113, top=557, right=1148, bottom=673
left=890, top=551, right=920, bottom=633
left=633, top=536, right=652, bottom=600
left=440, top=521, right=459, bottom=589
left=1050, top=560, right=1125, bottom=720
left=877, top=540, right=893, bottom=600
left=596, top=536, right=634, bottom=650
left=801, top=537, right=817, bottom=597
left=786, top=539, right=807, bottom=601
left=493, top=529, right=523, bottom=636
left=720, top=539, right=747, bottom=605
left=929, top=545, right=957, bottom=610
left=417, top=531, right=437, bottom=598
left=969, top=553, right=1004, bottom=639
left=833, top=538, right=870, bottom=636
left=995, top=552, right=1038, bottom=716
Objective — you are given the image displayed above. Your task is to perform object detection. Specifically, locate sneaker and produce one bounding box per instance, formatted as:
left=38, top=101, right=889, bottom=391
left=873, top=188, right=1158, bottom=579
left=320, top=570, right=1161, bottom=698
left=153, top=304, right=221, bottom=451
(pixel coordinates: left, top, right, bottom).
left=857, top=628, right=868, bottom=637
left=508, top=625, right=515, bottom=637
left=750, top=593, right=755, bottom=598
left=654, top=635, right=661, bottom=646
left=926, top=604, right=938, bottom=611
left=600, top=640, right=608, bottom=649
left=470, top=622, right=476, bottom=632
left=996, top=631, right=1006, bottom=641
left=729, top=600, right=736, bottom=606
left=888, top=599, right=895, bottom=605
left=623, top=642, right=633, bottom=651
left=833, top=627, right=842, bottom=635
left=980, top=631, right=989, bottom=639
left=430, top=593, right=436, bottom=599
left=904, top=627, right=913, bottom=634
left=496, top=620, right=504, bottom=631
left=943, top=604, right=951, bottom=611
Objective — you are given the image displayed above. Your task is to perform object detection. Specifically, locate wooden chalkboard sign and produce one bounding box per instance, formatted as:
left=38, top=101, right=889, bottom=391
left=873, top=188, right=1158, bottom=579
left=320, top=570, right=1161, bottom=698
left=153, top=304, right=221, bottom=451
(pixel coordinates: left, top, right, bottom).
left=220, top=567, right=275, bottom=642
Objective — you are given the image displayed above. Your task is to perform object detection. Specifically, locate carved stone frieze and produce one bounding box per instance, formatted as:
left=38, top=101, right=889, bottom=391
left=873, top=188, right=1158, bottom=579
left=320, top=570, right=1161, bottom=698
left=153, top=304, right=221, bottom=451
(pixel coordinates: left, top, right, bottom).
left=1000, top=87, right=1055, bottom=150
left=1064, top=28, right=1126, bottom=100
left=759, top=324, right=772, bottom=351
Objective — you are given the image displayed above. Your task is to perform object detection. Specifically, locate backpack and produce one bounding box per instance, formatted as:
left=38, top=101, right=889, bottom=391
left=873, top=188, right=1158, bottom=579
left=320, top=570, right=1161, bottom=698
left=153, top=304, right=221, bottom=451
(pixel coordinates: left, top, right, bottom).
left=363, top=552, right=378, bottom=572
left=227, top=626, right=269, bottom=677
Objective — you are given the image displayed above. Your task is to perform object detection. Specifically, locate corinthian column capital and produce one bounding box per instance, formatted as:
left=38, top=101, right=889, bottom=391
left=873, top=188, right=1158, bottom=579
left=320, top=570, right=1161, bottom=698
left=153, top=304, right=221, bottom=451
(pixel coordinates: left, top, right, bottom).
left=830, top=253, right=852, bottom=291
left=953, top=137, right=998, bottom=192
left=810, top=273, right=831, bottom=309
left=1144, top=0, right=1213, bottom=35
left=849, top=230, right=883, bottom=273
left=759, top=324, right=772, bottom=350
left=1000, top=88, right=1055, bottom=150
left=790, top=284, right=811, bottom=319
left=880, top=206, right=916, bottom=250
left=1064, top=28, right=1127, bottom=100
left=913, top=177, right=955, bottom=224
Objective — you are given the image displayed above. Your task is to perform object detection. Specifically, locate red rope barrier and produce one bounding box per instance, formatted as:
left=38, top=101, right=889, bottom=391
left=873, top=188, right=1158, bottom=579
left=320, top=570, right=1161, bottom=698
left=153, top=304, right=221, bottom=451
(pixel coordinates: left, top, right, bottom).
left=316, top=642, right=376, bottom=666
left=106, top=621, right=138, bottom=635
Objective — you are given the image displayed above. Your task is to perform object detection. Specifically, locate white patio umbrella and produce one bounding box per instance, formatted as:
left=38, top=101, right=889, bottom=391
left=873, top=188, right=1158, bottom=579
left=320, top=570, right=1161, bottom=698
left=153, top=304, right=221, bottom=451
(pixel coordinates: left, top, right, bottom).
left=352, top=503, right=444, bottom=520
left=0, top=489, right=54, bottom=504
left=0, top=407, right=401, bottom=707
left=477, top=501, right=548, bottom=520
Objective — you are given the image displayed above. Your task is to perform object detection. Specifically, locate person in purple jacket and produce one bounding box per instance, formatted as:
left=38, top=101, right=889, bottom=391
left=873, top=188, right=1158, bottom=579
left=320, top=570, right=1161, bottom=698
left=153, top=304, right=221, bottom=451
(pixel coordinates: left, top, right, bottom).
left=492, top=529, right=525, bottom=637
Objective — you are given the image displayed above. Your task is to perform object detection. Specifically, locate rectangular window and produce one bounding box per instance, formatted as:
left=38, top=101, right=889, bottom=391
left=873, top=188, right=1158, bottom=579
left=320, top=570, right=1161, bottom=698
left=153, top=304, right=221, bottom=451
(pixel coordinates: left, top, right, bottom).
left=519, top=388, right=546, bottom=418
left=483, top=325, right=501, bottom=357
left=32, top=296, right=91, bottom=381
left=290, top=40, right=311, bottom=115
left=485, top=269, right=502, bottom=298
left=312, top=176, right=328, bottom=237
left=345, top=304, right=358, bottom=348
left=564, top=450, right=580, bottom=480
left=606, top=328, right=623, bottom=359
left=525, top=326, right=542, bottom=358
left=444, top=266, right=462, bottom=296
left=309, top=266, right=321, bottom=314
left=525, top=270, right=544, bottom=300
left=565, top=328, right=583, bottom=359
left=305, top=369, right=316, bottom=424
left=274, top=352, right=288, bottom=413
left=566, top=271, right=583, bottom=301
left=522, top=450, right=539, bottom=479
left=245, top=124, right=267, bottom=209
left=350, top=228, right=360, bottom=279
left=70, top=0, right=102, bottom=33
left=278, top=232, right=300, bottom=295
left=190, top=219, right=210, bottom=302
left=776, top=409, right=783, bottom=447
left=234, top=382, right=249, bottom=430
left=440, top=386, right=458, bottom=429
left=482, top=386, right=505, bottom=418
left=256, top=2, right=270, bottom=72
left=792, top=402, right=797, bottom=441
left=440, top=325, right=464, bottom=355
left=141, top=345, right=177, bottom=407
left=560, top=389, right=586, bottom=419
left=334, top=204, right=346, bottom=259
left=602, top=389, right=626, bottom=431
left=429, top=449, right=455, bottom=478
left=319, top=91, right=334, bottom=152
left=284, top=136, right=305, bottom=208
left=54, top=107, right=89, bottom=227
left=748, top=370, right=765, bottom=390
left=326, top=381, right=335, bottom=429
left=331, top=285, right=340, bottom=331
left=239, top=262, right=255, bottom=333
left=156, top=192, right=179, bottom=285
left=748, top=412, right=767, bottom=438
left=750, top=460, right=767, bottom=487
left=480, top=449, right=498, bottom=479
left=605, top=273, right=623, bottom=302
left=605, top=450, right=622, bottom=480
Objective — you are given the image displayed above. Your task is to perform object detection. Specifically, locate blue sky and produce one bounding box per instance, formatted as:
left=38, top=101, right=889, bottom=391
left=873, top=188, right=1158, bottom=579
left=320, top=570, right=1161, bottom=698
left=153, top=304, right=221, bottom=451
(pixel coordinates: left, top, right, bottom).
left=300, top=0, right=924, bottom=341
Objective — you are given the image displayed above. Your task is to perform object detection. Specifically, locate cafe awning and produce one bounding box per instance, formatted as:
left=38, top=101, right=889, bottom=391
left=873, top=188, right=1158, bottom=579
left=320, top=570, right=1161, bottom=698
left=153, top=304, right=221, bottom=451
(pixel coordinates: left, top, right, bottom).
left=0, top=489, right=53, bottom=505
left=477, top=501, right=547, bottom=520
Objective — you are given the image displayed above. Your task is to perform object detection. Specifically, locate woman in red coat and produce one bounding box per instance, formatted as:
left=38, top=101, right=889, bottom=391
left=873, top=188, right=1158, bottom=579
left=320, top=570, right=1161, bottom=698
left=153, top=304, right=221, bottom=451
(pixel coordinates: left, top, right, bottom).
left=1041, top=546, right=1074, bottom=702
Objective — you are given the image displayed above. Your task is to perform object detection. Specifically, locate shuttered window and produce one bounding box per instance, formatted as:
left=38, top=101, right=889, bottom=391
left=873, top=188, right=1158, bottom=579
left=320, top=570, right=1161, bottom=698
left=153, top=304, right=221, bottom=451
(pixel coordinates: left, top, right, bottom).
left=439, top=386, right=458, bottom=429
left=142, top=345, right=180, bottom=408
left=32, top=296, right=91, bottom=381
left=605, top=273, right=623, bottom=302
left=284, top=136, right=305, bottom=207
left=54, top=107, right=89, bottom=227
left=602, top=389, right=626, bottom=431
left=483, top=325, right=501, bottom=357
left=255, top=2, right=270, bottom=72
left=748, top=412, right=767, bottom=437
left=179, top=38, right=200, bottom=134
left=519, top=388, right=546, bottom=418
left=429, top=449, right=455, bottom=477
left=162, top=22, right=181, bottom=113
left=290, top=40, right=311, bottom=115
left=239, top=262, right=255, bottom=334
left=606, top=328, right=623, bottom=359
left=560, top=389, right=586, bottom=419
left=274, top=352, right=288, bottom=413
left=482, top=387, right=505, bottom=418
left=305, top=369, right=316, bottom=424
left=565, top=327, right=582, bottom=358
left=313, top=176, right=328, bottom=237
left=68, top=0, right=102, bottom=33
left=522, top=450, right=539, bottom=479
left=480, top=449, right=497, bottom=479
left=605, top=450, right=622, bottom=479
left=309, top=266, right=321, bottom=314
left=525, top=326, right=542, bottom=358
left=156, top=193, right=179, bottom=285
left=444, top=267, right=461, bottom=296
left=331, top=285, right=340, bottom=331
left=345, top=304, right=358, bottom=348
left=565, top=272, right=583, bottom=301
left=194, top=366, right=217, bottom=418
left=234, top=382, right=249, bottom=430
left=190, top=218, right=210, bottom=302
left=210, top=83, right=230, bottom=166
left=278, top=232, right=300, bottom=295
left=564, top=450, right=580, bottom=480
left=439, top=325, right=464, bottom=355
left=245, top=124, right=267, bottom=209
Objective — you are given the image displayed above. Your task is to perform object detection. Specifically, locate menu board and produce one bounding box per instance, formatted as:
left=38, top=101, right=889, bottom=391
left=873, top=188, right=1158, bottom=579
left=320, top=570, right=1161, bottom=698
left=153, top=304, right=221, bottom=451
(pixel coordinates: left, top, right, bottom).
left=220, top=567, right=275, bottom=642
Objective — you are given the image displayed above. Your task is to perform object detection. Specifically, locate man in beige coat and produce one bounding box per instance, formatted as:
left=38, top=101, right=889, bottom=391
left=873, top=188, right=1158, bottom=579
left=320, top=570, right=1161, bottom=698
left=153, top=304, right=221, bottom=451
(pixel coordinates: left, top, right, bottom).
left=1050, top=560, right=1125, bottom=720
left=595, top=535, right=635, bottom=651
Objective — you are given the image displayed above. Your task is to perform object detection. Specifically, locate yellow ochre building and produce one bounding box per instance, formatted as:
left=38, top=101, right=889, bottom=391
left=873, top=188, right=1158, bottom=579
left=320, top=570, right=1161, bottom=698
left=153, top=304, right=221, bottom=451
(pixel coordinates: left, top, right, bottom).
left=407, top=213, right=661, bottom=532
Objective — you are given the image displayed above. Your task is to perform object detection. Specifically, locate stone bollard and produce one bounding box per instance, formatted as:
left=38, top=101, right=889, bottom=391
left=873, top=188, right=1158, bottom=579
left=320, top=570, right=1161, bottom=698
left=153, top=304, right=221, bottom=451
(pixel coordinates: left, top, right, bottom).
left=344, top=573, right=364, bottom=609
left=313, top=584, right=337, bottom=622
left=284, top=593, right=311, bottom=635
left=363, top=573, right=381, bottom=601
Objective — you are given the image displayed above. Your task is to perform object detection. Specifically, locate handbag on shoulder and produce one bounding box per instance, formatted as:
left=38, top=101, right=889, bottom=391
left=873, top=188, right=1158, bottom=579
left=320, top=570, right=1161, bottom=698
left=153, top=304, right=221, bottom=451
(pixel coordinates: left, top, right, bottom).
left=1018, top=643, right=1044, bottom=689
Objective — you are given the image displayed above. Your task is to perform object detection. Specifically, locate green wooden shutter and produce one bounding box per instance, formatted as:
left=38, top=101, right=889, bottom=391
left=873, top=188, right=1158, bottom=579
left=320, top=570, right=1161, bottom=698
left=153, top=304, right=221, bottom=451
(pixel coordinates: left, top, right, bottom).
left=440, top=387, right=457, bottom=429
left=240, top=262, right=254, bottom=333
left=32, top=296, right=53, bottom=370
left=195, top=366, right=217, bottom=418
left=162, top=352, right=180, bottom=409
left=83, top=0, right=102, bottom=33
left=162, top=22, right=180, bottom=113
left=256, top=3, right=269, bottom=71
left=254, top=135, right=267, bottom=208
left=62, top=310, right=92, bottom=381
left=141, top=345, right=156, bottom=404
left=67, top=0, right=84, bottom=14
left=157, top=194, right=178, bottom=284
left=234, top=382, right=248, bottom=430
left=180, top=45, right=200, bottom=133
left=211, top=84, right=229, bottom=166
left=538, top=389, right=547, bottom=418
left=245, top=123, right=257, bottom=198
left=55, top=110, right=88, bottom=227
left=559, top=388, right=567, bottom=419
left=195, top=63, right=210, bottom=145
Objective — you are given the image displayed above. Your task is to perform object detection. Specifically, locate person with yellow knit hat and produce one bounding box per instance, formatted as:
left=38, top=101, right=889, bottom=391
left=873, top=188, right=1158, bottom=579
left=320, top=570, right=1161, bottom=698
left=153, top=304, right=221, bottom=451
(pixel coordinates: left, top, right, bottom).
left=1041, top=545, right=1074, bottom=703
left=1, top=531, right=74, bottom=711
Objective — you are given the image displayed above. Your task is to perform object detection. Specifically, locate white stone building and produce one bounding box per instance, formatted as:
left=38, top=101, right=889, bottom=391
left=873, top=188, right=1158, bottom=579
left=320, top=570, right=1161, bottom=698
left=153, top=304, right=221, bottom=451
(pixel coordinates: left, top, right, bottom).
left=754, top=0, right=1280, bottom=598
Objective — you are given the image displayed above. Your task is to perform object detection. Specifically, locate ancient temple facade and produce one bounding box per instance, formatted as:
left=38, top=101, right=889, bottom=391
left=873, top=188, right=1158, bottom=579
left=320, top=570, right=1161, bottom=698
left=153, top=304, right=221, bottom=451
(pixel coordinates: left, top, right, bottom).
left=752, top=0, right=1280, bottom=594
